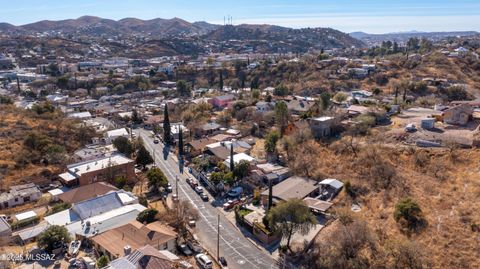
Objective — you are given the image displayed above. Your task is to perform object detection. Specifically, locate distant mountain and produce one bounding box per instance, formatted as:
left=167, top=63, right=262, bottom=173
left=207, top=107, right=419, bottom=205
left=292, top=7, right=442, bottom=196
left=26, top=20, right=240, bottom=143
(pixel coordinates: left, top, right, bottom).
left=0, top=16, right=220, bottom=37
left=350, top=30, right=479, bottom=46
left=0, top=16, right=366, bottom=53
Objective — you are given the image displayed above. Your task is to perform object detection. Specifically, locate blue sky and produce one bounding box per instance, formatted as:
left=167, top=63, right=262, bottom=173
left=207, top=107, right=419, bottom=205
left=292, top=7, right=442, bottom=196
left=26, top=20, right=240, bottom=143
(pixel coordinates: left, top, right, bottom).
left=2, top=0, right=480, bottom=33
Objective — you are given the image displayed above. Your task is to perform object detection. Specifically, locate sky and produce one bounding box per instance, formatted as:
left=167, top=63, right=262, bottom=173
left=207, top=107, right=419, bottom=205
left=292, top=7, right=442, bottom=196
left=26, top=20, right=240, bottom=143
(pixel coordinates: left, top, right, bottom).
left=1, top=0, right=480, bottom=34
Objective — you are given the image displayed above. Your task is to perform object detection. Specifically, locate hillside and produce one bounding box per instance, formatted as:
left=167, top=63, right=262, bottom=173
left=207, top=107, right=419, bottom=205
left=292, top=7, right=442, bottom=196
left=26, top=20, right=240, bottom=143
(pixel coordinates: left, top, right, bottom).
left=0, top=16, right=220, bottom=37
left=0, top=104, right=94, bottom=192
left=350, top=31, right=479, bottom=46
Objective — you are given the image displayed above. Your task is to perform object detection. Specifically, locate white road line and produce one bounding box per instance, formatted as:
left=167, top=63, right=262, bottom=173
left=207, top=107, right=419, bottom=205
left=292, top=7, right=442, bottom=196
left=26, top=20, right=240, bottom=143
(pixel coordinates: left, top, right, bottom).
left=140, top=132, right=269, bottom=269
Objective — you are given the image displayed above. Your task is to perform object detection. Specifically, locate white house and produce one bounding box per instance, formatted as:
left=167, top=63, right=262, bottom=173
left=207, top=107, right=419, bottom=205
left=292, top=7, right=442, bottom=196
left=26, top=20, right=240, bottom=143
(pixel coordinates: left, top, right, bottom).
left=0, top=183, right=42, bottom=209
left=104, top=128, right=130, bottom=144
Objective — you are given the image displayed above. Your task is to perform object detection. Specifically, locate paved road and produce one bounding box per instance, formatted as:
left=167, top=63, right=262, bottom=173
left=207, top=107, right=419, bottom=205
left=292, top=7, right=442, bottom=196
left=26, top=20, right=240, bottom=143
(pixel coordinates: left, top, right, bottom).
left=137, top=129, right=277, bottom=269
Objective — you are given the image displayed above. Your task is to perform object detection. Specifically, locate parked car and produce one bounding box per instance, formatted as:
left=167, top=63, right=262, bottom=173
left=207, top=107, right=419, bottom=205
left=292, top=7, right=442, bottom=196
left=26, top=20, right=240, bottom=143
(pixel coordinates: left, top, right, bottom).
left=195, top=254, right=213, bottom=269
left=195, top=186, right=204, bottom=194
left=172, top=194, right=178, bottom=202
left=167, top=183, right=173, bottom=192
left=188, top=216, right=196, bottom=227
left=187, top=241, right=203, bottom=254
left=187, top=178, right=198, bottom=188
left=223, top=199, right=241, bottom=210
left=178, top=244, right=193, bottom=256
left=200, top=193, right=209, bottom=201
left=219, top=256, right=228, bottom=267
left=404, top=123, right=417, bottom=132
left=153, top=139, right=160, bottom=144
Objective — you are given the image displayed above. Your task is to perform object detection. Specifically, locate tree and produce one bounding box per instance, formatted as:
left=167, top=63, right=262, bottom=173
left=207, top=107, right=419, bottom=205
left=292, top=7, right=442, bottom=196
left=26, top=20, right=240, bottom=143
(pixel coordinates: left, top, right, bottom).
left=136, top=208, right=158, bottom=224
left=176, top=80, right=191, bottom=97
left=274, top=101, right=289, bottom=135
left=233, top=160, right=250, bottom=179
left=131, top=109, right=143, bottom=124
left=273, top=85, right=289, bottom=96
left=146, top=167, right=168, bottom=193
left=136, top=144, right=153, bottom=169
left=264, top=130, right=280, bottom=153
left=267, top=199, right=317, bottom=251
left=113, top=136, right=133, bottom=157
left=387, top=239, right=427, bottom=269
left=219, top=70, right=224, bottom=89
left=394, top=198, right=425, bottom=232
left=320, top=92, right=331, bottom=110
left=178, top=126, right=184, bottom=156
left=333, top=92, right=348, bottom=103
left=163, top=104, right=172, bottom=144
left=97, top=255, right=109, bottom=268
left=37, top=225, right=71, bottom=253
left=229, top=144, right=234, bottom=172
left=407, top=37, right=420, bottom=52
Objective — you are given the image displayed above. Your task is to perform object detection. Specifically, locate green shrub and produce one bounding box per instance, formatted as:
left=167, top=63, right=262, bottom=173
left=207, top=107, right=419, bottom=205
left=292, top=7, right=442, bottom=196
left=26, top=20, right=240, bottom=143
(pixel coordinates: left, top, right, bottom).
left=394, top=198, right=425, bottom=231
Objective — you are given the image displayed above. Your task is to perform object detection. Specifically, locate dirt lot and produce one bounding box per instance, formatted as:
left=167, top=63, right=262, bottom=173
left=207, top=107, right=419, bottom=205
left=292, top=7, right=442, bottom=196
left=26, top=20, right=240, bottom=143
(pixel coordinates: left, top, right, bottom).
left=387, top=107, right=477, bottom=146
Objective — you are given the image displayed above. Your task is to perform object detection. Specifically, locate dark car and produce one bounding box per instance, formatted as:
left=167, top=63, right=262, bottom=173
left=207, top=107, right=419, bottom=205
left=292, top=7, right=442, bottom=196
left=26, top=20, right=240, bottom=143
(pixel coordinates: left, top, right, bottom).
left=153, top=139, right=159, bottom=144
left=178, top=244, right=193, bottom=256
left=187, top=241, right=203, bottom=254
left=219, top=256, right=228, bottom=267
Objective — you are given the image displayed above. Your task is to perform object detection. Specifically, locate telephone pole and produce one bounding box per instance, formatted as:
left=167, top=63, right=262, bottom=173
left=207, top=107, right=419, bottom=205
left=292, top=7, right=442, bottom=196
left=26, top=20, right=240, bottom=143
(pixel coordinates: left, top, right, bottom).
left=217, top=214, right=220, bottom=261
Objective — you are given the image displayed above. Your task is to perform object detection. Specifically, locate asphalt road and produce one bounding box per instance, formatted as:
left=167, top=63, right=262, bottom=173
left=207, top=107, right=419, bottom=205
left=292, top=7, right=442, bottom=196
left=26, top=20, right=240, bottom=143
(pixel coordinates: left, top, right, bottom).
left=137, top=129, right=277, bottom=269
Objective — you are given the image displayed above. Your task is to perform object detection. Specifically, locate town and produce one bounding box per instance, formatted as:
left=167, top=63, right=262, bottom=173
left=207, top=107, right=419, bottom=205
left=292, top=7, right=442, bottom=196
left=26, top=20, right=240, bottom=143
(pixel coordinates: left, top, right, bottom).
left=1, top=4, right=480, bottom=269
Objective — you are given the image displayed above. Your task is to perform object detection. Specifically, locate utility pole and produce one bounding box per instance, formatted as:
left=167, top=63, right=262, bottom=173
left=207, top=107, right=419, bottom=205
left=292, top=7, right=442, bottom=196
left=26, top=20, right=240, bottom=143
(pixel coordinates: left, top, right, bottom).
left=217, top=214, right=220, bottom=261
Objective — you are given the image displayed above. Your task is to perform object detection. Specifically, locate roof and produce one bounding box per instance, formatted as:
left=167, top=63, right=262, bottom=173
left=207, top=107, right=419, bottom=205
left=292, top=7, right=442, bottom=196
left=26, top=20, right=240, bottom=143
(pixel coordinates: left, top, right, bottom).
left=201, top=122, right=221, bottom=131
left=91, top=221, right=177, bottom=258
left=224, top=153, right=255, bottom=166
left=312, top=116, right=334, bottom=122
left=68, top=111, right=92, bottom=119
left=17, top=223, right=49, bottom=241
left=261, top=176, right=318, bottom=201
left=210, top=134, right=233, bottom=142
left=214, top=94, right=235, bottom=101
left=15, top=211, right=38, bottom=222
left=347, top=105, right=369, bottom=114
left=206, top=146, right=230, bottom=160
left=287, top=100, right=313, bottom=113
left=319, top=179, right=344, bottom=189
left=66, top=155, right=134, bottom=177
left=72, top=192, right=124, bottom=219
left=106, top=128, right=129, bottom=138
left=0, top=217, right=11, bottom=233
left=107, top=245, right=174, bottom=269
left=303, top=197, right=333, bottom=212
left=58, top=182, right=118, bottom=204
left=187, top=138, right=216, bottom=151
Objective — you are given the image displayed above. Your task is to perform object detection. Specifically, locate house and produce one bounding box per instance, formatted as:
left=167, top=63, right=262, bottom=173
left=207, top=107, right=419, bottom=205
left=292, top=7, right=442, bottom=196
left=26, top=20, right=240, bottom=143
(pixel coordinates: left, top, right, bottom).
left=309, top=116, right=335, bottom=138
left=68, top=111, right=92, bottom=120
left=92, top=221, right=177, bottom=260
left=14, top=210, right=38, bottom=222
left=255, top=163, right=292, bottom=184
left=318, top=179, right=344, bottom=201
left=186, top=138, right=216, bottom=158
left=44, top=190, right=146, bottom=239
left=442, top=104, right=473, bottom=125
left=0, top=217, right=12, bottom=246
left=209, top=94, right=235, bottom=109
left=0, top=183, right=42, bottom=209
left=58, top=155, right=135, bottom=186
left=287, top=99, right=314, bottom=115
left=196, top=122, right=221, bottom=136
left=260, top=176, right=319, bottom=206
left=205, top=146, right=230, bottom=164
left=105, top=128, right=130, bottom=144
left=57, top=182, right=118, bottom=204
left=256, top=101, right=272, bottom=113
left=223, top=153, right=256, bottom=169
left=105, top=244, right=177, bottom=269
left=348, top=68, right=369, bottom=79
left=347, top=105, right=370, bottom=116
left=170, top=124, right=188, bottom=142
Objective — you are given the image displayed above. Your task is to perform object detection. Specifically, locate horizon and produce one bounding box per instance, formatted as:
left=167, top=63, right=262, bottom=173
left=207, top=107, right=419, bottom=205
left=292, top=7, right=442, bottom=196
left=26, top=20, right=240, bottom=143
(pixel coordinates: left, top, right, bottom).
left=1, top=0, right=480, bottom=34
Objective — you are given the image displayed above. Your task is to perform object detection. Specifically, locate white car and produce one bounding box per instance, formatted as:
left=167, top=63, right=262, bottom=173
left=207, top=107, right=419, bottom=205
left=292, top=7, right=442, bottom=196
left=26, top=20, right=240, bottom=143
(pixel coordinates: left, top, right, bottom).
left=195, top=186, right=204, bottom=194
left=195, top=253, right=213, bottom=269
left=404, top=123, right=417, bottom=132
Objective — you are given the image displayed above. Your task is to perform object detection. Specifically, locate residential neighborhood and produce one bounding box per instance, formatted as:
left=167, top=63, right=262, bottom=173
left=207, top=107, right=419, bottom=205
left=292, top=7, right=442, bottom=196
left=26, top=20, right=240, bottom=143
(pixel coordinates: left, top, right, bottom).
left=1, top=2, right=480, bottom=269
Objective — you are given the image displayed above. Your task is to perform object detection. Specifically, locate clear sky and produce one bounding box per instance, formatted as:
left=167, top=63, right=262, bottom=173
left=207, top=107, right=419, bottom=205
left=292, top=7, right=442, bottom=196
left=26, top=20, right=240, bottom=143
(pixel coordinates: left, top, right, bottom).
left=2, top=0, right=480, bottom=34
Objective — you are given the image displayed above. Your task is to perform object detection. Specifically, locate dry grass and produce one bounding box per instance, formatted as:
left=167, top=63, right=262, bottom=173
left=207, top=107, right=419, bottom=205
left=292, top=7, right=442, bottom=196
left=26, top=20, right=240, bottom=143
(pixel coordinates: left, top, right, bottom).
left=296, top=135, right=480, bottom=268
